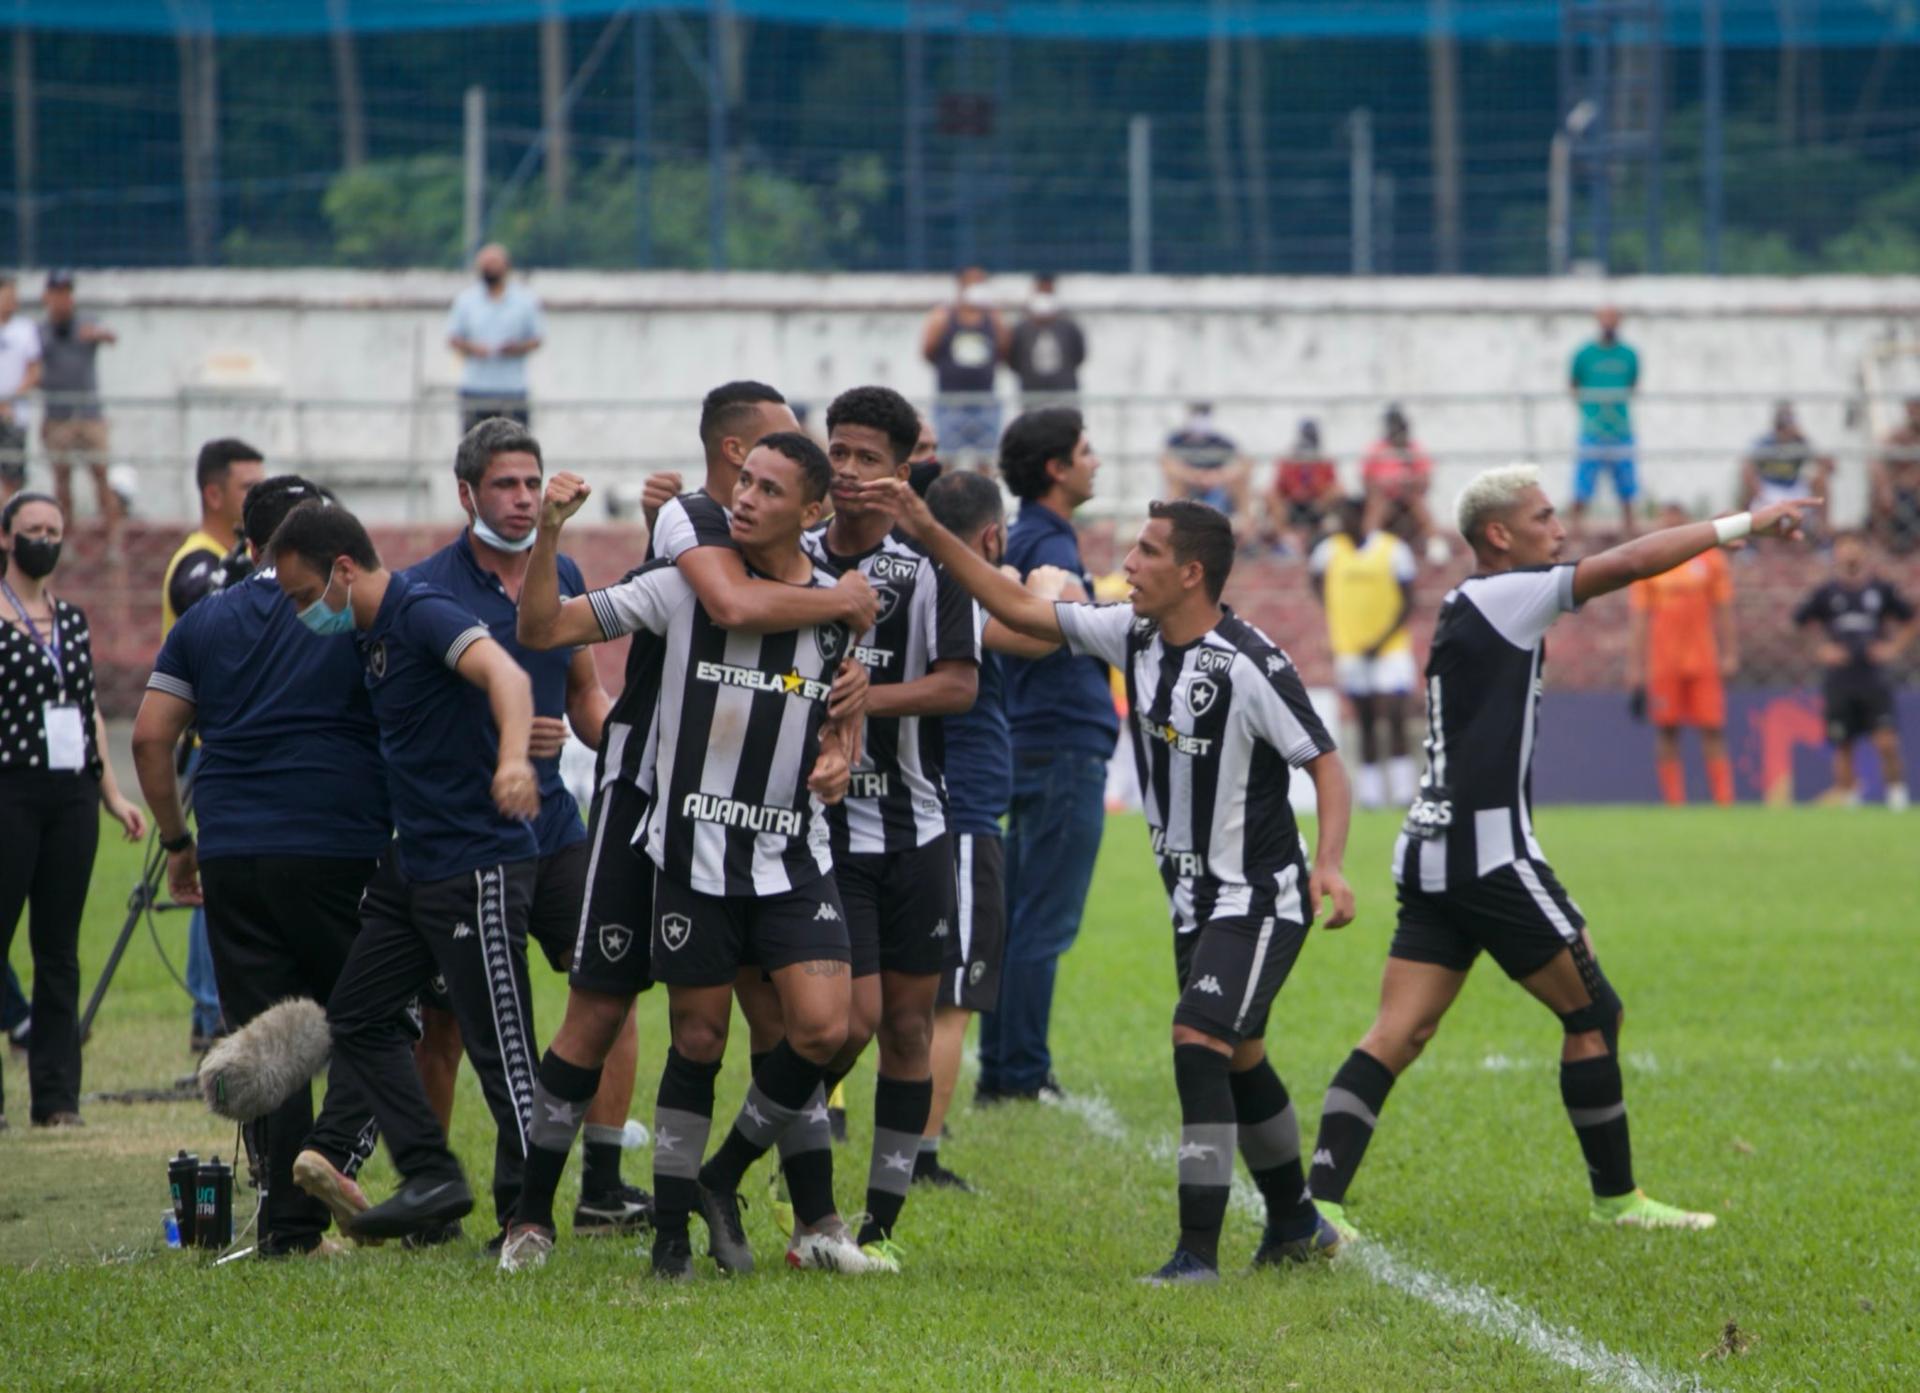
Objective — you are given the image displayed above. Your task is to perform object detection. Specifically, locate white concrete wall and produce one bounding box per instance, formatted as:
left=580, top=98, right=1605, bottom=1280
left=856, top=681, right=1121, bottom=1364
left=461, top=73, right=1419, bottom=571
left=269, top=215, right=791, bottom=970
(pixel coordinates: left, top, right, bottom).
left=12, top=269, right=1919, bottom=523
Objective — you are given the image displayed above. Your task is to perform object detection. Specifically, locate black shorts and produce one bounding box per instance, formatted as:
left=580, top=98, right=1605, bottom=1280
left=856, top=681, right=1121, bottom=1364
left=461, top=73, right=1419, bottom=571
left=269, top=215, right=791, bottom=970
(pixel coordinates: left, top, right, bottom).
left=837, top=834, right=958, bottom=979
left=1173, top=911, right=1311, bottom=1045
left=568, top=781, right=657, bottom=998
left=943, top=831, right=1007, bottom=1011
left=1824, top=671, right=1895, bottom=744
left=526, top=837, right=591, bottom=972
left=650, top=872, right=848, bottom=988
left=1390, top=858, right=1587, bottom=980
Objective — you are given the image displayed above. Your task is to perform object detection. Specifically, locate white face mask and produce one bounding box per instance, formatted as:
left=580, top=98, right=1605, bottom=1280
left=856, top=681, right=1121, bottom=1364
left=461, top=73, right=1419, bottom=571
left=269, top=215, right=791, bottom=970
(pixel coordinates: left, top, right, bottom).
left=463, top=485, right=537, bottom=554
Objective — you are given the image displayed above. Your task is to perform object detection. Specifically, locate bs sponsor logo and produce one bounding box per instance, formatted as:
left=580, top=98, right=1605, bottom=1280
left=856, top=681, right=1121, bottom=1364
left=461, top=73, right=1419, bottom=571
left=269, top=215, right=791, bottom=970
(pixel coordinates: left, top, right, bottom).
left=659, top=912, right=691, bottom=952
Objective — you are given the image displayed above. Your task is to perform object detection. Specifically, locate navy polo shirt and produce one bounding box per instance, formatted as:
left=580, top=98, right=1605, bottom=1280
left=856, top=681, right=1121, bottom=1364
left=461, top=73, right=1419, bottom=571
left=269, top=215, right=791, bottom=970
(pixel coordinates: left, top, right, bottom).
left=403, top=532, right=587, bottom=858
left=359, top=570, right=538, bottom=883
left=1004, top=504, right=1119, bottom=758
left=148, top=572, right=391, bottom=862
left=944, top=644, right=1010, bottom=835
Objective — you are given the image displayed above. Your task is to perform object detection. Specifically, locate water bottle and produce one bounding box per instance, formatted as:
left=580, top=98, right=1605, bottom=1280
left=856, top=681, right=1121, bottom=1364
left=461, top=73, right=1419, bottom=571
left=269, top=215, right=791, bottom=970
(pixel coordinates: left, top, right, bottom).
left=194, top=1154, right=233, bottom=1250
left=167, top=1151, right=199, bottom=1248
left=162, top=1211, right=182, bottom=1249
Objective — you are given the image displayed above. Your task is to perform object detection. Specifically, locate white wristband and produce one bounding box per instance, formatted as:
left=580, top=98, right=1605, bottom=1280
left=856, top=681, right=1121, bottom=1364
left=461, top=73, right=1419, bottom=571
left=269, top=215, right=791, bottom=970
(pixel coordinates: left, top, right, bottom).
left=1713, top=513, right=1753, bottom=546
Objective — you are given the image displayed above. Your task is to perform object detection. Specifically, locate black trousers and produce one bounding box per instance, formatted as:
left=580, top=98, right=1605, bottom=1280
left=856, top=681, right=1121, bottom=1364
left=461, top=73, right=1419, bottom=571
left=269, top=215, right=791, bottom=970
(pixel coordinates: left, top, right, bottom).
left=318, top=855, right=539, bottom=1227
left=0, top=769, right=99, bottom=1121
left=199, top=853, right=381, bottom=1249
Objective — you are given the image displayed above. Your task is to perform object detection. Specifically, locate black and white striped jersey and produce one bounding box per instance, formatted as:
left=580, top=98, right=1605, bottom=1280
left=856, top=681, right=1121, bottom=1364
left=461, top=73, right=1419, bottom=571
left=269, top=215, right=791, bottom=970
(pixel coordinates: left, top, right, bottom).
left=801, top=524, right=980, bottom=856
left=584, top=558, right=850, bottom=897
left=647, top=490, right=733, bottom=563
left=1393, top=564, right=1579, bottom=894
left=1055, top=603, right=1336, bottom=930
left=591, top=560, right=671, bottom=797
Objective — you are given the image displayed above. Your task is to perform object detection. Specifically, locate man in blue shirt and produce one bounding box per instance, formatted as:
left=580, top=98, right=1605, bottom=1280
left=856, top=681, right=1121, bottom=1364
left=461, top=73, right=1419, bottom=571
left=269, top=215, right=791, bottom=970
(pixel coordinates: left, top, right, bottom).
left=269, top=501, right=541, bottom=1242
left=132, top=475, right=391, bottom=1257
left=984, top=406, right=1115, bottom=1103
left=447, top=244, right=544, bottom=434
left=1569, top=305, right=1641, bottom=535
left=402, top=417, right=650, bottom=1238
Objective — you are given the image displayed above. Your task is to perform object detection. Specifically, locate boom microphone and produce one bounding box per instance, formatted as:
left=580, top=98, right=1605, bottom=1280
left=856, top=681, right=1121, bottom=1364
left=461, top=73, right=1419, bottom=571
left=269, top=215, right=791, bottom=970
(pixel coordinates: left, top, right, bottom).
left=197, top=998, right=332, bottom=1122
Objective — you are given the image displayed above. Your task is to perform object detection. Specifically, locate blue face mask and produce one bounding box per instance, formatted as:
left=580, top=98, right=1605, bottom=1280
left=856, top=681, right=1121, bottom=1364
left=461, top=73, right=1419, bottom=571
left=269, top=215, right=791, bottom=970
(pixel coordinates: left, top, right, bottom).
left=298, top=571, right=355, bottom=636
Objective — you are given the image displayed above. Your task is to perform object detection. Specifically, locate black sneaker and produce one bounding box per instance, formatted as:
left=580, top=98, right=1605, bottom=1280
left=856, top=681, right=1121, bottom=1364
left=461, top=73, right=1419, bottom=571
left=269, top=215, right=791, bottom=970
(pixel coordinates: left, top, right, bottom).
left=400, top=1219, right=464, bottom=1250
left=1252, top=1214, right=1341, bottom=1268
left=353, top=1176, right=474, bottom=1241
left=651, top=1230, right=694, bottom=1282
left=1139, top=1249, right=1220, bottom=1286
left=911, top=1153, right=974, bottom=1192
left=574, top=1183, right=654, bottom=1236
left=696, top=1184, right=754, bottom=1274
left=1037, top=1073, right=1068, bottom=1104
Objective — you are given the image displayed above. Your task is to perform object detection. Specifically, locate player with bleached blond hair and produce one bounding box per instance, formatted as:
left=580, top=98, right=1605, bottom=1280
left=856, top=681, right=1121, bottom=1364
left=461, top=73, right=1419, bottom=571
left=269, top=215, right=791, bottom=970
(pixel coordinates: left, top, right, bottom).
left=1306, top=464, right=1815, bottom=1239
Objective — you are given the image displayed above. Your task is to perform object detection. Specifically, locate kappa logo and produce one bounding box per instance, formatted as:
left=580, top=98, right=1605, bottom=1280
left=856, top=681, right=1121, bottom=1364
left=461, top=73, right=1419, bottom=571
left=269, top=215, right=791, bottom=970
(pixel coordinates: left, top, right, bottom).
left=1193, top=974, right=1224, bottom=996
left=659, top=912, right=691, bottom=952
left=813, top=901, right=840, bottom=922
left=872, top=586, right=902, bottom=625
left=1186, top=676, right=1220, bottom=717
left=452, top=922, right=474, bottom=940
left=598, top=923, right=634, bottom=962
left=932, top=918, right=951, bottom=939
left=1264, top=653, right=1286, bottom=676
left=1312, top=1148, right=1334, bottom=1170
left=1196, top=647, right=1234, bottom=675
left=367, top=640, right=388, bottom=681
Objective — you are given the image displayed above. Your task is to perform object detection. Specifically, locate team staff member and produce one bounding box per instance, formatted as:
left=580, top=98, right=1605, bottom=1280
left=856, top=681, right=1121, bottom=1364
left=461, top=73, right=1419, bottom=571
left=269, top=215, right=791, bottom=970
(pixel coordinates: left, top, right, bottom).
left=1310, top=502, right=1418, bottom=810
left=987, top=406, right=1113, bottom=1105
left=133, top=477, right=387, bottom=1256
left=915, top=471, right=1066, bottom=1192
left=1627, top=504, right=1738, bottom=806
left=1795, top=533, right=1915, bottom=809
left=1306, top=468, right=1813, bottom=1242
left=163, top=437, right=267, bottom=1052
left=863, top=481, right=1357, bottom=1283
left=403, top=418, right=649, bottom=1237
left=0, top=493, right=146, bottom=1129
left=268, top=502, right=540, bottom=1242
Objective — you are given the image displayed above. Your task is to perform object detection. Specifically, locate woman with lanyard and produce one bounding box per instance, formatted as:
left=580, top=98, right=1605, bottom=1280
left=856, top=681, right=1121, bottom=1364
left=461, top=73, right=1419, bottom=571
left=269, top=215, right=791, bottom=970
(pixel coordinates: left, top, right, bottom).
left=0, top=492, right=145, bottom=1129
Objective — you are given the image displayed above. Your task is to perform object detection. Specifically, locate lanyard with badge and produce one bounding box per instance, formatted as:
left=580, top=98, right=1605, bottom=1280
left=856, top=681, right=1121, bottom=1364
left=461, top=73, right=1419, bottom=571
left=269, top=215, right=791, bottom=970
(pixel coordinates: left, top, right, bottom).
left=1, top=577, right=86, bottom=771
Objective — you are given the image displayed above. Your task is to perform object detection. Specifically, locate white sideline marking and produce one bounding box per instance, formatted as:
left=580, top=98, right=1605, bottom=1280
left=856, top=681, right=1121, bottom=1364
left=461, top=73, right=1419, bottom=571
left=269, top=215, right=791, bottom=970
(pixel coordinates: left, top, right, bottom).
left=1064, top=1092, right=1695, bottom=1393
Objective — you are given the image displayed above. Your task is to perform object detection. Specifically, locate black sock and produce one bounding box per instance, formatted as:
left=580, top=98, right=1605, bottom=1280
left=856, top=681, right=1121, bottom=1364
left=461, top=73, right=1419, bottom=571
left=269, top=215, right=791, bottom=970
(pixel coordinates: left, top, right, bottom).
left=1229, top=1058, right=1317, bottom=1240
left=519, top=1051, right=601, bottom=1231
left=651, top=1048, right=720, bottom=1237
left=581, top=1126, right=624, bottom=1197
left=1173, top=1043, right=1235, bottom=1268
left=856, top=1075, right=933, bottom=1246
left=1560, top=1053, right=1634, bottom=1198
left=1309, top=1049, right=1396, bottom=1207
left=700, top=1041, right=825, bottom=1193
left=777, top=1084, right=837, bottom=1227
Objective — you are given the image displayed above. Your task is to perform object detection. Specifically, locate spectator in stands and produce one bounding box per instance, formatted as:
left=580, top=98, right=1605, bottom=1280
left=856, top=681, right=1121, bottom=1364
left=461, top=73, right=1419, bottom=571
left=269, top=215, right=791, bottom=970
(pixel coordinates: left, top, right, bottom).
left=447, top=243, right=544, bottom=434
left=1568, top=304, right=1641, bottom=536
left=38, top=271, right=119, bottom=529
left=1361, top=404, right=1447, bottom=564
left=1263, top=418, right=1341, bottom=557
left=1159, top=402, right=1251, bottom=536
left=163, top=438, right=266, bottom=1053
left=1742, top=401, right=1832, bottom=537
left=1, top=492, right=147, bottom=1130
left=1627, top=503, right=1737, bottom=806
left=0, top=276, right=41, bottom=509
left=921, top=266, right=1007, bottom=473
left=1870, top=397, right=1920, bottom=556
left=1007, top=274, right=1086, bottom=405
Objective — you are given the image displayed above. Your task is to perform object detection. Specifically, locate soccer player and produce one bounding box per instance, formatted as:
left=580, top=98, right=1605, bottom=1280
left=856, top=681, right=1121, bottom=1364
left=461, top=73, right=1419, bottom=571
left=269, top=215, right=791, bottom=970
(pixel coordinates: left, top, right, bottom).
left=1309, top=500, right=1418, bottom=810
left=915, top=471, right=1066, bottom=1190
left=509, top=436, right=873, bottom=1279
left=1305, top=467, right=1814, bottom=1241
left=858, top=478, right=1358, bottom=1285
left=269, top=501, right=541, bottom=1242
left=133, top=476, right=388, bottom=1257
left=801, top=385, right=980, bottom=1264
left=1568, top=306, right=1640, bottom=535
left=402, top=417, right=651, bottom=1240
left=1794, top=532, right=1914, bottom=810
left=1627, top=503, right=1738, bottom=806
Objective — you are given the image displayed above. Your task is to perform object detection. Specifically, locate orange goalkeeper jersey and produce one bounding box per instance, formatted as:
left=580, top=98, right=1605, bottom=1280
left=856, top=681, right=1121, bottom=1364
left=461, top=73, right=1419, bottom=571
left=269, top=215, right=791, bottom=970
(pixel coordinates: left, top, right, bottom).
left=1630, top=549, right=1732, bottom=679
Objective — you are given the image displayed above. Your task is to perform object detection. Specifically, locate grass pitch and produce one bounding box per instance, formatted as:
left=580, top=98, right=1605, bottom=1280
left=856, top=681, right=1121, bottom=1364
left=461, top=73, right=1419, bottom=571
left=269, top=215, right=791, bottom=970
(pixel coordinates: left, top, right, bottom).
left=2, top=805, right=1915, bottom=1391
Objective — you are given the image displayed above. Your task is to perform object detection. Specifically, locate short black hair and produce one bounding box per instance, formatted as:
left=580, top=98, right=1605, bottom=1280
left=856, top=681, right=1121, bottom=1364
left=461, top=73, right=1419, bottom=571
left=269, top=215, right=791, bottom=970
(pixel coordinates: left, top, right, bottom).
left=196, top=438, right=265, bottom=492
left=455, top=417, right=542, bottom=488
left=825, top=386, right=919, bottom=465
left=751, top=430, right=832, bottom=503
left=1, top=491, right=58, bottom=534
left=242, top=475, right=334, bottom=551
left=999, top=406, right=1084, bottom=502
left=1148, top=499, right=1235, bottom=602
left=700, top=381, right=787, bottom=457
left=268, top=499, right=381, bottom=576
left=927, top=470, right=1004, bottom=540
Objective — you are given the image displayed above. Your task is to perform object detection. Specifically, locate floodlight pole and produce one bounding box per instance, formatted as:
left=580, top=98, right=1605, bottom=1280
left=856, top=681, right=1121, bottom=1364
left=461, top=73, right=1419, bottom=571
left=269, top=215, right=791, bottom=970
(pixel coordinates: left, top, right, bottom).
left=1128, top=114, right=1153, bottom=275
left=463, top=85, right=486, bottom=262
